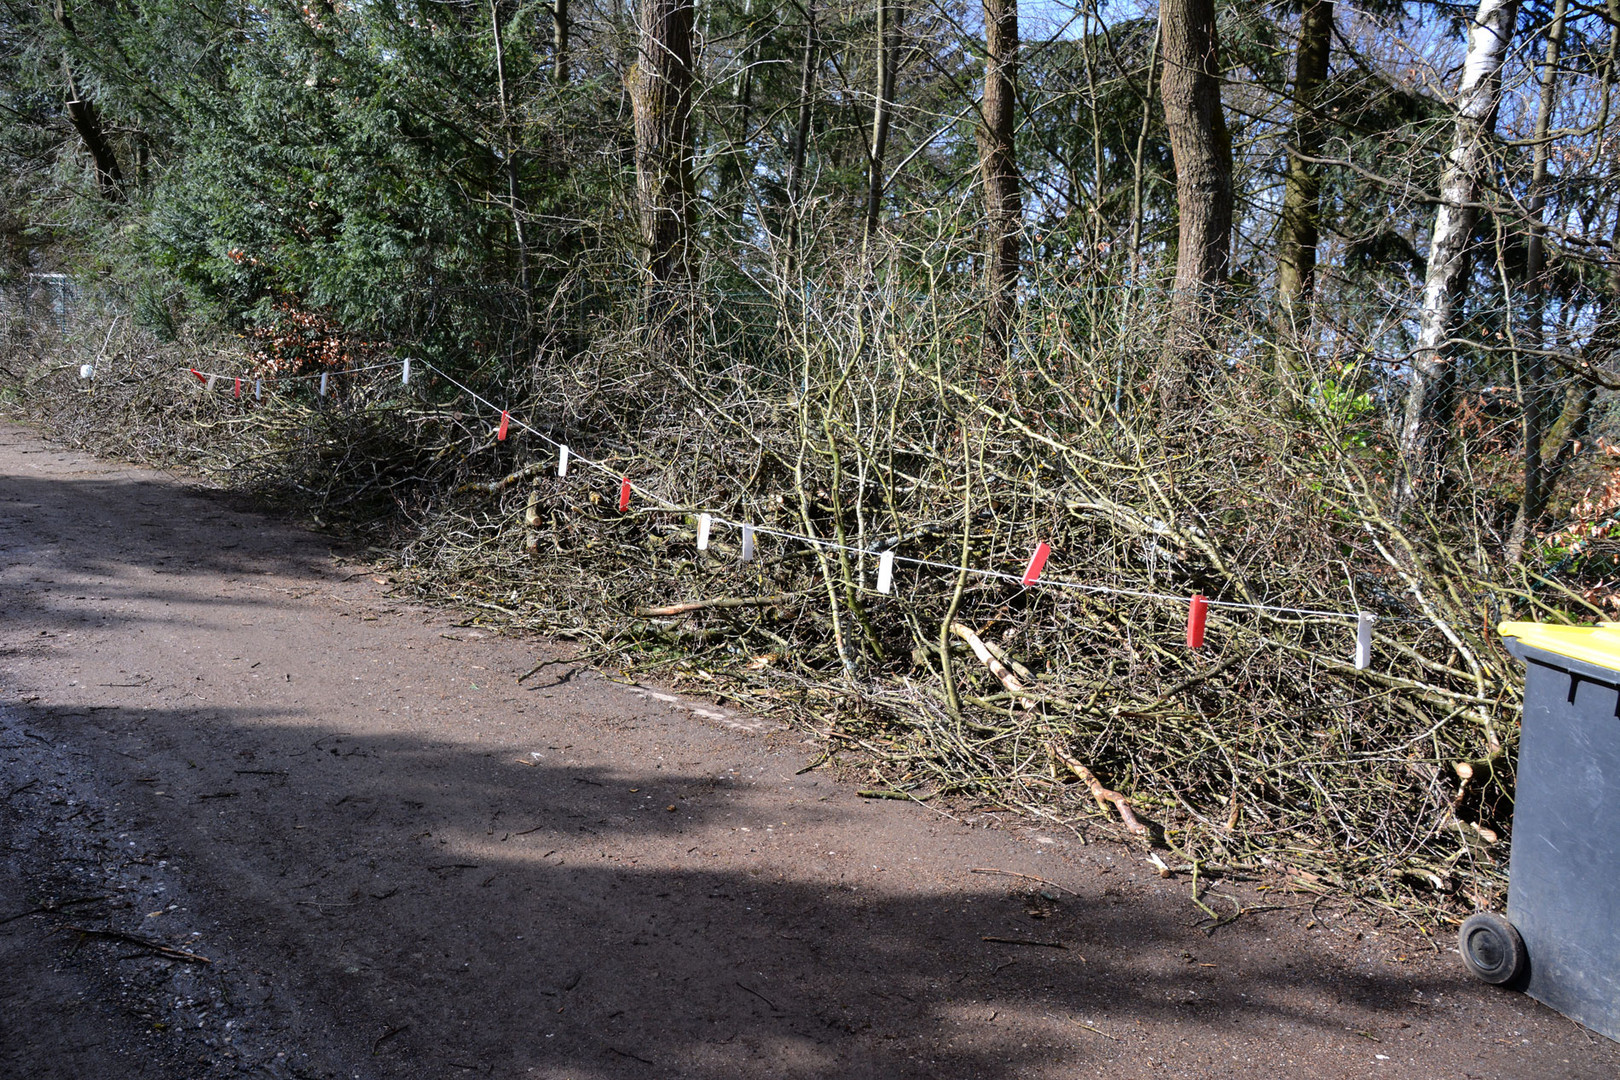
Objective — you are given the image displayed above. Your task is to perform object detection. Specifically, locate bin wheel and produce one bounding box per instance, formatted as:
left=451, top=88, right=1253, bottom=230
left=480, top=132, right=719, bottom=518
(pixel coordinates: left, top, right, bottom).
left=1459, top=912, right=1527, bottom=986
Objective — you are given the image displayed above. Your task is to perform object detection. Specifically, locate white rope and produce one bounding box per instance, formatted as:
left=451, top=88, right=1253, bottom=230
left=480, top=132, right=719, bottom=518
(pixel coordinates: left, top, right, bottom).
left=186, top=359, right=399, bottom=385
left=412, top=361, right=1384, bottom=628
left=178, top=357, right=1405, bottom=641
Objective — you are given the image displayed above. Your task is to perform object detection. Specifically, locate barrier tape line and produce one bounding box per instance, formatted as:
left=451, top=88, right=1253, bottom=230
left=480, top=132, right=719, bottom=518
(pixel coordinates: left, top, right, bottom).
left=185, top=360, right=400, bottom=385
left=176, top=358, right=1415, bottom=642
left=413, top=361, right=1389, bottom=630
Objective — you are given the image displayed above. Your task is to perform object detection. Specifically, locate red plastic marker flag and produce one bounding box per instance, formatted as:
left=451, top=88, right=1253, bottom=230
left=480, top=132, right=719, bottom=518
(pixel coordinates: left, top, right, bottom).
left=497, top=410, right=510, bottom=441
left=233, top=378, right=242, bottom=399
left=618, top=477, right=631, bottom=512
left=1186, top=594, right=1209, bottom=649
left=190, top=368, right=206, bottom=384
left=1021, top=541, right=1051, bottom=586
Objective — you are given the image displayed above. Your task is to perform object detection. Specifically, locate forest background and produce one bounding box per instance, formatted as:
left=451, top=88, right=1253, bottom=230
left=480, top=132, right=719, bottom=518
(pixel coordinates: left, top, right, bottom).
left=3, top=0, right=1620, bottom=924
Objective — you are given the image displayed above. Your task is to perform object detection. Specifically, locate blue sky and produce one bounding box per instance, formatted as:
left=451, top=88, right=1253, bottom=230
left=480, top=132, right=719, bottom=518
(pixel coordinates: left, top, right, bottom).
left=1019, top=0, right=1140, bottom=42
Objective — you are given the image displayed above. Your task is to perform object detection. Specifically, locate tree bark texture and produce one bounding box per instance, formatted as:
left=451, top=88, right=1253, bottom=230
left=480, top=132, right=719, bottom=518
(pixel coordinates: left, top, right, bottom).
left=787, top=5, right=819, bottom=262
left=553, top=0, right=569, bottom=84
left=490, top=0, right=529, bottom=299
left=1398, top=0, right=1518, bottom=502
left=1158, top=0, right=1232, bottom=397
left=52, top=0, right=123, bottom=200
left=1518, top=0, right=1567, bottom=538
left=734, top=0, right=757, bottom=132
left=1276, top=0, right=1332, bottom=319
left=1128, top=20, right=1161, bottom=279
left=864, top=0, right=901, bottom=243
left=979, top=0, right=1020, bottom=370
left=1513, top=20, right=1619, bottom=554
left=631, top=0, right=697, bottom=337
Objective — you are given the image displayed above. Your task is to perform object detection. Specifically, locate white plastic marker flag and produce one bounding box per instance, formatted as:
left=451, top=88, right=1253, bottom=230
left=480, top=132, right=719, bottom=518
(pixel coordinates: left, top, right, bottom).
left=319, top=371, right=328, bottom=397
left=255, top=379, right=262, bottom=400
left=1355, top=613, right=1375, bottom=670
left=696, top=513, right=712, bottom=551
left=401, top=357, right=411, bottom=385
left=876, top=550, right=895, bottom=595
left=79, top=364, right=94, bottom=380
left=557, top=445, right=570, bottom=477
left=206, top=374, right=218, bottom=392
left=740, top=525, right=756, bottom=563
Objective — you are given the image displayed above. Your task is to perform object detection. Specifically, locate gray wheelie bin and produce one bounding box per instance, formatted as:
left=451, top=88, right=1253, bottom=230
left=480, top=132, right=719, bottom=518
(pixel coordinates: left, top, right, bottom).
left=1465, top=622, right=1620, bottom=1042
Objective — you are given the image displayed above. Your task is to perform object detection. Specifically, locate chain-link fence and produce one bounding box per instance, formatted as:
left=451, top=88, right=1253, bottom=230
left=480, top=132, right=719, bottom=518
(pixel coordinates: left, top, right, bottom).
left=0, top=272, right=78, bottom=350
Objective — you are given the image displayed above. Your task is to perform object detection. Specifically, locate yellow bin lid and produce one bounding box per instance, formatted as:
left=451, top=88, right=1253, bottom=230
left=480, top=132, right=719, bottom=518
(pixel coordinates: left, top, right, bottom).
left=1499, top=621, right=1620, bottom=671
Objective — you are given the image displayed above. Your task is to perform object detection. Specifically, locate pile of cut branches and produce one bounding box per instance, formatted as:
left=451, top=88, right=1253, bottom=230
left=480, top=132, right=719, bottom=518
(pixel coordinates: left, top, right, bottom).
left=7, top=271, right=1593, bottom=925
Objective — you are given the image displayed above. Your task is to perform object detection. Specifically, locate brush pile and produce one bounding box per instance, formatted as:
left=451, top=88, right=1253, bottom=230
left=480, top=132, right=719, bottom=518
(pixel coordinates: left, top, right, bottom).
left=9, top=275, right=1592, bottom=925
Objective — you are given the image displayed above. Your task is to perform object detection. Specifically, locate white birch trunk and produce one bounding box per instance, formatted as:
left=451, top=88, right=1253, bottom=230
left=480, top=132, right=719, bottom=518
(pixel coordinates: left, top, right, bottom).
left=1398, top=0, right=1518, bottom=499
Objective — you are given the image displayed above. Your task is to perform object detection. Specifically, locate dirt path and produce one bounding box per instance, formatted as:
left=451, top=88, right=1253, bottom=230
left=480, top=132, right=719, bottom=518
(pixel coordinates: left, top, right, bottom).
left=0, top=417, right=1613, bottom=1080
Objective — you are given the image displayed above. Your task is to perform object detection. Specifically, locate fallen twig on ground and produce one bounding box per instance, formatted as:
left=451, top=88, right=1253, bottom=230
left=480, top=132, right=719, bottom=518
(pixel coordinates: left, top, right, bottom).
left=1050, top=743, right=1149, bottom=837
left=517, top=648, right=618, bottom=682
left=981, top=936, right=1067, bottom=949
left=0, top=895, right=107, bottom=925
left=968, top=867, right=1082, bottom=898
left=63, top=925, right=212, bottom=964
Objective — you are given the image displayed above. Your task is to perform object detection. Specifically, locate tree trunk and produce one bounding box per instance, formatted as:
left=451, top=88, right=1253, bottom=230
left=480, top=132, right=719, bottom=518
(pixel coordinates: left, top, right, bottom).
left=719, top=0, right=761, bottom=195
left=1512, top=18, right=1620, bottom=553
left=1157, top=0, right=1232, bottom=402
left=734, top=0, right=757, bottom=133
left=631, top=0, right=697, bottom=344
left=1540, top=383, right=1594, bottom=489
left=553, top=0, right=569, bottom=85
left=1128, top=19, right=1161, bottom=281
left=864, top=0, right=901, bottom=244
left=490, top=0, right=528, bottom=299
left=787, top=5, right=819, bottom=263
left=1275, top=0, right=1332, bottom=329
left=1398, top=0, right=1518, bottom=504
left=52, top=1, right=123, bottom=200
left=1513, top=0, right=1567, bottom=554
left=978, top=0, right=1020, bottom=370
